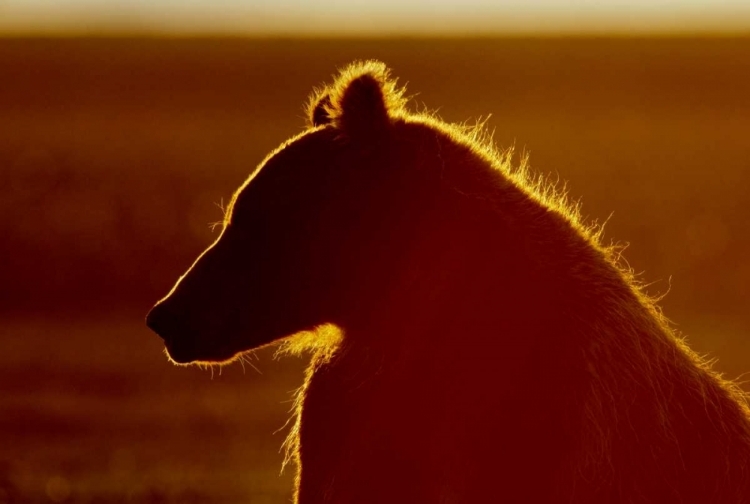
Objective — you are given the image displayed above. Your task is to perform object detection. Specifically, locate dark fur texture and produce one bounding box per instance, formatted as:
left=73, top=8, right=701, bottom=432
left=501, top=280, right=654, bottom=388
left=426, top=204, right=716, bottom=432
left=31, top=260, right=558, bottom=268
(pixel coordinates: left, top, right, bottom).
left=147, top=61, right=750, bottom=503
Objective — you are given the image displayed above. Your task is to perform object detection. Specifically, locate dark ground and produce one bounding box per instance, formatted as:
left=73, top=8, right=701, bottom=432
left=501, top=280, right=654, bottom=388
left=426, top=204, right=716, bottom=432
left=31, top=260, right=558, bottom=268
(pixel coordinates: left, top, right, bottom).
left=1, top=37, right=749, bottom=503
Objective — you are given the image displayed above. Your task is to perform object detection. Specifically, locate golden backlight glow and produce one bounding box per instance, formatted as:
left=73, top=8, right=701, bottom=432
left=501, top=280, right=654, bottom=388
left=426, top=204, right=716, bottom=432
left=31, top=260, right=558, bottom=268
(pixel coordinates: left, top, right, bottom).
left=148, top=61, right=750, bottom=502
left=1, top=0, right=750, bottom=35
left=2, top=7, right=750, bottom=500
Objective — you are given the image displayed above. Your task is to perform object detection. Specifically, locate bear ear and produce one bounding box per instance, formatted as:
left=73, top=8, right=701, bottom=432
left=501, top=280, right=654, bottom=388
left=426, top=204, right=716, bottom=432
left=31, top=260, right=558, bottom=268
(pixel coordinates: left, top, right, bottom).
left=308, top=90, right=333, bottom=127
left=336, top=72, right=391, bottom=133
left=308, top=60, right=407, bottom=135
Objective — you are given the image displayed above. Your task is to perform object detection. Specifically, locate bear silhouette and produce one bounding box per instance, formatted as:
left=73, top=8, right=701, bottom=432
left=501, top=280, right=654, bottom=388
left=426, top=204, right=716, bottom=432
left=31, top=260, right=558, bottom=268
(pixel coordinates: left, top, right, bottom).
left=147, top=61, right=750, bottom=503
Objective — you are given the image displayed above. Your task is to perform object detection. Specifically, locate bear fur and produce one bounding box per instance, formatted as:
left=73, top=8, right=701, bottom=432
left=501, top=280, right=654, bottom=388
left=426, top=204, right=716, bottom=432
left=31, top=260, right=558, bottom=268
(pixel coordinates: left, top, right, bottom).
left=146, top=61, right=750, bottom=503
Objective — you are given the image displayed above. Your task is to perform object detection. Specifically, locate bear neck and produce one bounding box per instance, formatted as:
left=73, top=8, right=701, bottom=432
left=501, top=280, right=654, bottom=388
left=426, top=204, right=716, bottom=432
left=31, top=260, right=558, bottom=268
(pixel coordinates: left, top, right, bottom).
left=296, top=122, right=750, bottom=500
left=335, top=126, right=632, bottom=360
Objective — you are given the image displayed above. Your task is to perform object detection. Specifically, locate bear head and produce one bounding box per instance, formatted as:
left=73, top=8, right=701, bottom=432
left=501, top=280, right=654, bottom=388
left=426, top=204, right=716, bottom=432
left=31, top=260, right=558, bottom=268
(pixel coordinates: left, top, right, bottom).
left=146, top=61, right=481, bottom=364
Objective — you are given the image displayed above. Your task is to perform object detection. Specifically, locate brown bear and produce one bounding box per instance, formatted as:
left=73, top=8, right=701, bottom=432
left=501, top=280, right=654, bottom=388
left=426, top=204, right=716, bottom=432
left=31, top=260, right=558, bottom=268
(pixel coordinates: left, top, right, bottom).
left=146, top=61, right=750, bottom=503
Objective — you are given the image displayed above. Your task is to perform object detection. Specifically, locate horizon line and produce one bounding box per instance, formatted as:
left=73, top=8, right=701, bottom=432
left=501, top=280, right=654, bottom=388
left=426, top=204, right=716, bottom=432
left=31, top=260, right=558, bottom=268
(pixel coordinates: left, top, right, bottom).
left=2, top=28, right=750, bottom=39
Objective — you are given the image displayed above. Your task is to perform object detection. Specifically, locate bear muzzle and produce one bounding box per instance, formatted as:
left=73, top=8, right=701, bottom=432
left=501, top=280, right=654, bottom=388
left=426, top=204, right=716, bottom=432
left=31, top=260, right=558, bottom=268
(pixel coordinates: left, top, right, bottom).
left=146, top=303, right=196, bottom=362
left=146, top=302, right=239, bottom=364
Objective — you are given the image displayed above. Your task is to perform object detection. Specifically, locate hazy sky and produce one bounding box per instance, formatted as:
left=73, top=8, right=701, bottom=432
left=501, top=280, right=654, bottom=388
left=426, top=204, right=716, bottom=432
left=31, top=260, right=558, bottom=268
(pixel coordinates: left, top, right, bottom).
left=1, top=0, right=749, bottom=35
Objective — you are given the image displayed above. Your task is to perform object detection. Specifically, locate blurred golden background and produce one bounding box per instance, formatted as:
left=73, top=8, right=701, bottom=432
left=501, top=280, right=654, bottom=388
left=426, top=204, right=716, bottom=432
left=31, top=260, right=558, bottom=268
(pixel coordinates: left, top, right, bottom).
left=2, top=3, right=750, bottom=502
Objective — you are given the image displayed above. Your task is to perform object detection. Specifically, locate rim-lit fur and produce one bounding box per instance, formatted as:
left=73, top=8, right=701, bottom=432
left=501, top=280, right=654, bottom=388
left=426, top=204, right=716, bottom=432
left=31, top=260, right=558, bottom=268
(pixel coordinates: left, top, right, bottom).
left=147, top=60, right=750, bottom=503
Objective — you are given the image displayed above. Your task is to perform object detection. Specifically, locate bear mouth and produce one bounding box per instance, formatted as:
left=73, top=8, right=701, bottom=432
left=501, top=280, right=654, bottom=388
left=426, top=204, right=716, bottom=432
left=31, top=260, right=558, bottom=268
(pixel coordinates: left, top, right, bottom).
left=163, top=332, right=240, bottom=365
left=163, top=337, right=200, bottom=364
left=147, top=309, right=238, bottom=364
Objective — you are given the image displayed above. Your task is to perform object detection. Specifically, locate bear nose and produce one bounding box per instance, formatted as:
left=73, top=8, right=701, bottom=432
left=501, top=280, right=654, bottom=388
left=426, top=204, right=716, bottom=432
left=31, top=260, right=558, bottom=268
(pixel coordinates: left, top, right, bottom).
left=145, top=304, right=169, bottom=341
